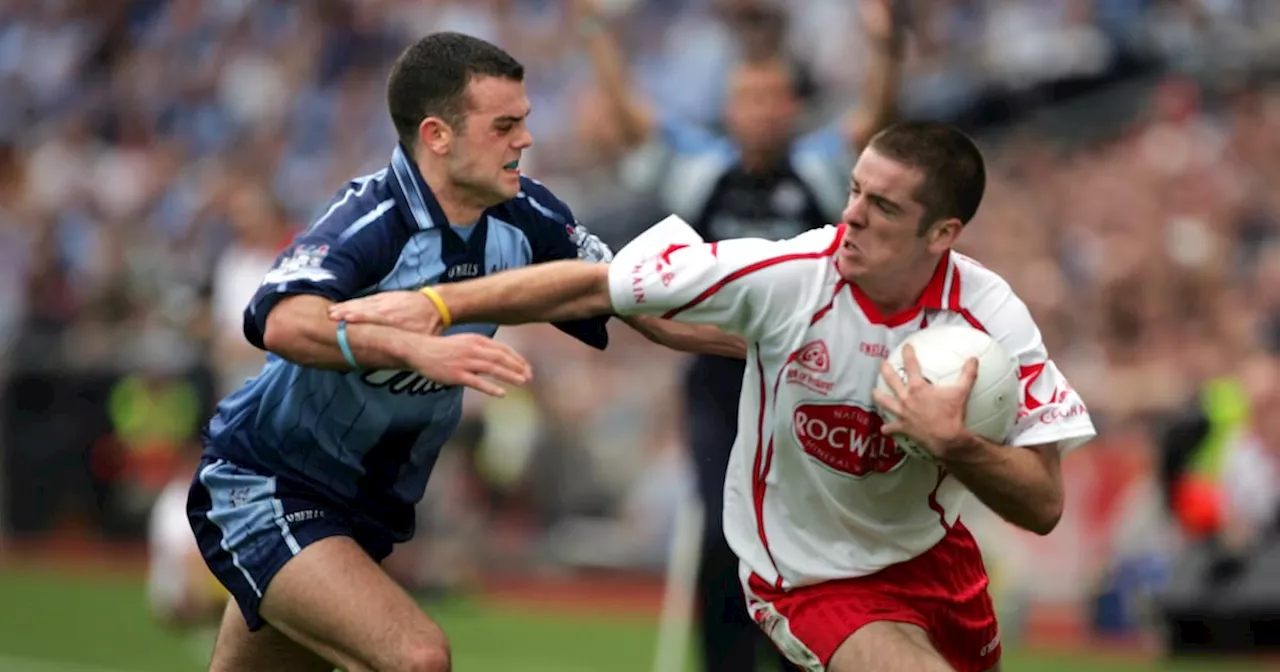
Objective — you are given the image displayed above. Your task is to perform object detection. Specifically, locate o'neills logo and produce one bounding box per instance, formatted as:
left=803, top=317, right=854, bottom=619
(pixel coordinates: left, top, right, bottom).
left=792, top=403, right=906, bottom=477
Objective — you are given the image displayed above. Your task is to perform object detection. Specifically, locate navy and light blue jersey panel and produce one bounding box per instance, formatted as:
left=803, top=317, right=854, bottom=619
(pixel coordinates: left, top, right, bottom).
left=243, top=168, right=410, bottom=349
left=203, top=144, right=611, bottom=540
left=187, top=456, right=396, bottom=632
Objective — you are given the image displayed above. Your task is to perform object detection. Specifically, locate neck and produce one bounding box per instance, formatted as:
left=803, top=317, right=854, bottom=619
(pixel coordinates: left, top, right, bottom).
left=740, top=146, right=784, bottom=175
left=845, top=255, right=944, bottom=316
left=415, top=151, right=485, bottom=226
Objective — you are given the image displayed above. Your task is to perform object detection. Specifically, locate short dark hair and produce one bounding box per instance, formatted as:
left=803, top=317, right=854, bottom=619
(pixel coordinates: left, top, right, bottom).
left=386, top=32, right=524, bottom=148
left=867, top=121, right=986, bottom=232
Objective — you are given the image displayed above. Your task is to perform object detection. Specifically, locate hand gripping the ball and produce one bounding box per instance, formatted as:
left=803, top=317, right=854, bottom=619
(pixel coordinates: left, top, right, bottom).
left=872, top=343, right=978, bottom=462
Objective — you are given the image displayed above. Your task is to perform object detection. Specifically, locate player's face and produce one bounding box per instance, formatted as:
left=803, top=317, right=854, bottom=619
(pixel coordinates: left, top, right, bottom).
left=447, top=76, right=533, bottom=205
left=837, top=148, right=961, bottom=283
left=724, top=62, right=798, bottom=156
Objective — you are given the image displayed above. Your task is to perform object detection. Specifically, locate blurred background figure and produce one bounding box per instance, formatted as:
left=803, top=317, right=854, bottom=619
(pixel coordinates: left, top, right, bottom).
left=146, top=439, right=227, bottom=660
left=2, top=1, right=1280, bottom=671
left=209, top=181, right=295, bottom=398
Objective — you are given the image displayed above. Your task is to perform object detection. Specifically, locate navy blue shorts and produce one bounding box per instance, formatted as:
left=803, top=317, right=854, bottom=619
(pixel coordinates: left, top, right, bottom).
left=186, top=456, right=396, bottom=631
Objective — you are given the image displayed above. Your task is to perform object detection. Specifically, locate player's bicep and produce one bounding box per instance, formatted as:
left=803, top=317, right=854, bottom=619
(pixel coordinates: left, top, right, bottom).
left=245, top=238, right=368, bottom=348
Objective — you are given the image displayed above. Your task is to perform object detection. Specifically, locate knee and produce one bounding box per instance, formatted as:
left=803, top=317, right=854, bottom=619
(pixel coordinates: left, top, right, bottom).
left=398, top=638, right=451, bottom=672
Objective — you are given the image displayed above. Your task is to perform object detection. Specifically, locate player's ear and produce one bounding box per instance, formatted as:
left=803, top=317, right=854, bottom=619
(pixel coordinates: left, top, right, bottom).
left=418, top=116, right=453, bottom=156
left=924, top=218, right=963, bottom=254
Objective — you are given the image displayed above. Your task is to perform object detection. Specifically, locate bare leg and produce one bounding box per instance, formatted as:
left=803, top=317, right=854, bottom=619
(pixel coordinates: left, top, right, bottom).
left=208, top=536, right=450, bottom=672
left=826, top=621, right=954, bottom=672
left=207, top=601, right=333, bottom=672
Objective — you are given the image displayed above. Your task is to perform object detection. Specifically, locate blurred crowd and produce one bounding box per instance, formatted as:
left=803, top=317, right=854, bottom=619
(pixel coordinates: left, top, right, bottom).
left=6, top=0, right=1280, bottom=611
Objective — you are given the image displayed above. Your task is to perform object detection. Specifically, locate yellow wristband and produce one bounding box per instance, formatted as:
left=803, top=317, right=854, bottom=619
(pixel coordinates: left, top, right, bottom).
left=419, top=286, right=452, bottom=329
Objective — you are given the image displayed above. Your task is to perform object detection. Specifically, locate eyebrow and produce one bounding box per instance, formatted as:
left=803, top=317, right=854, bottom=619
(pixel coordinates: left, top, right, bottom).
left=493, top=111, right=530, bottom=125
left=850, top=179, right=904, bottom=213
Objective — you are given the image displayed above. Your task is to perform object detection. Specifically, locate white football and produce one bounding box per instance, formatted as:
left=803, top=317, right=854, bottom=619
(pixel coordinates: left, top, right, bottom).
left=875, top=324, right=1020, bottom=461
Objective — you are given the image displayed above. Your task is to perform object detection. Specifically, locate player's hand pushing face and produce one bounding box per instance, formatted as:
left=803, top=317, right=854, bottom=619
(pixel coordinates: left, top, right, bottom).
left=410, top=333, right=532, bottom=398
left=872, top=344, right=977, bottom=459
left=329, top=291, right=443, bottom=334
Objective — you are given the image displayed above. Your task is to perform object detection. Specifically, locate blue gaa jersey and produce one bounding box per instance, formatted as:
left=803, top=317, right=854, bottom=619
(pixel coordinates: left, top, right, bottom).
left=202, top=145, right=611, bottom=540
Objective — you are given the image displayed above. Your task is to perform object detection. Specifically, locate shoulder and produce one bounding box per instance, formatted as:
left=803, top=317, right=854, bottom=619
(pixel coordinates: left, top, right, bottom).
left=948, top=252, right=1040, bottom=344
left=484, top=176, right=577, bottom=240
left=506, top=176, right=574, bottom=223
left=951, top=252, right=1018, bottom=312
left=303, top=168, right=405, bottom=242
left=783, top=224, right=846, bottom=253
left=732, top=223, right=845, bottom=264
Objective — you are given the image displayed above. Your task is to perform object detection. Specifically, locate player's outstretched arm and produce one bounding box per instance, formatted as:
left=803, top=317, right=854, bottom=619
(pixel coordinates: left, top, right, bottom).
left=327, top=261, right=613, bottom=333
left=330, top=215, right=823, bottom=349
left=265, top=295, right=531, bottom=397
left=325, top=264, right=748, bottom=358
left=440, top=260, right=614, bottom=326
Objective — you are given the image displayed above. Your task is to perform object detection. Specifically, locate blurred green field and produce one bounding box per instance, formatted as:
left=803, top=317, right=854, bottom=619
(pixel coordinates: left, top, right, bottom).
left=0, top=566, right=1266, bottom=672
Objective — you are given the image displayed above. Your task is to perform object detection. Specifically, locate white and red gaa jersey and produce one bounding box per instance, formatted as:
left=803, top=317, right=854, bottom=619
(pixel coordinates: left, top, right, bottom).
left=606, top=216, right=1097, bottom=589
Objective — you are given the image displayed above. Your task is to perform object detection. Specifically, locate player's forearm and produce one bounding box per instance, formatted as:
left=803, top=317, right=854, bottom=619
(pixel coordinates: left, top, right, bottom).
left=939, top=435, right=1064, bottom=536
left=264, top=297, right=419, bottom=371
left=622, top=315, right=747, bottom=359
left=846, top=18, right=905, bottom=148
left=580, top=17, right=652, bottom=147
left=438, top=261, right=615, bottom=326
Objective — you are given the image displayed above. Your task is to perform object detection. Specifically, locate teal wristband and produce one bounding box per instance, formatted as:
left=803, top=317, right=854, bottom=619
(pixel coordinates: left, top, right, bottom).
left=336, top=320, right=361, bottom=370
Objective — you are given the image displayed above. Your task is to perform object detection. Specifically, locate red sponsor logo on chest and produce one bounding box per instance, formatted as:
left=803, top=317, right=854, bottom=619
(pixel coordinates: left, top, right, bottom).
left=792, top=403, right=906, bottom=477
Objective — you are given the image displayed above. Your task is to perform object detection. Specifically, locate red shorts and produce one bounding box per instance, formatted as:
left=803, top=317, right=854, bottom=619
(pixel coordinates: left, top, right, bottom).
left=742, top=522, right=1001, bottom=672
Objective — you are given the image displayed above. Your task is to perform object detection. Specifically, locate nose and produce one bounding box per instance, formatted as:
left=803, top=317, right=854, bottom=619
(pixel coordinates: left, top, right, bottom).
left=842, top=193, right=867, bottom=226
left=513, top=127, right=533, bottom=150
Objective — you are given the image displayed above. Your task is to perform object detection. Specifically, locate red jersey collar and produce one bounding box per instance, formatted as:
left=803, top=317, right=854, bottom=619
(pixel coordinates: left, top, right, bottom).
left=846, top=251, right=952, bottom=327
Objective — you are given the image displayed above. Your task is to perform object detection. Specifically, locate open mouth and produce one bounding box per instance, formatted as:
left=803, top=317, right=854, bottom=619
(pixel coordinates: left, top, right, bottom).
left=503, top=160, right=520, bottom=172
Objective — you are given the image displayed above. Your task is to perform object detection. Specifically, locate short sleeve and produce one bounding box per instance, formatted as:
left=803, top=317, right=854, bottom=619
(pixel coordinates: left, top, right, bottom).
left=607, top=215, right=839, bottom=342
left=243, top=200, right=406, bottom=349
left=976, top=285, right=1097, bottom=453
left=517, top=179, right=612, bottom=350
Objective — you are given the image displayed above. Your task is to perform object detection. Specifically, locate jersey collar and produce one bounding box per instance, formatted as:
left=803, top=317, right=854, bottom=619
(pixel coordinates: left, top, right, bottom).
left=388, top=143, right=449, bottom=231
left=847, top=250, right=953, bottom=328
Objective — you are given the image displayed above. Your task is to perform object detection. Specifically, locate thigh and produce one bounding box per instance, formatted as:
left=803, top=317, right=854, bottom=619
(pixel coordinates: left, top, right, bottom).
left=208, top=600, right=333, bottom=672
left=260, top=535, right=450, bottom=672
left=743, top=570, right=927, bottom=672
left=188, top=457, right=446, bottom=670
left=828, top=621, right=954, bottom=672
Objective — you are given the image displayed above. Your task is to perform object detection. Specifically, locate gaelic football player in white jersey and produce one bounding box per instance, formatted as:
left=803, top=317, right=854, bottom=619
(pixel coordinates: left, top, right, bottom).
left=329, top=121, right=1097, bottom=672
